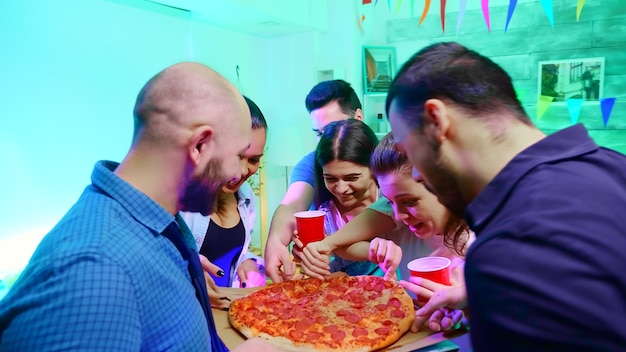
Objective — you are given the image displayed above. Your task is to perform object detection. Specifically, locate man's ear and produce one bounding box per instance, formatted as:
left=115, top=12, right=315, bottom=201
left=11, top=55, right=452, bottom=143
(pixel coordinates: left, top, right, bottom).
left=353, top=108, right=364, bottom=121
left=188, top=125, right=214, bottom=166
left=422, top=99, right=450, bottom=145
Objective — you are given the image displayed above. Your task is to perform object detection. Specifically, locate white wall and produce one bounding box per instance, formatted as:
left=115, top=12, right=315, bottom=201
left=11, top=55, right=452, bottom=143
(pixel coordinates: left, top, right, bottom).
left=0, top=0, right=365, bottom=280
left=0, top=0, right=267, bottom=273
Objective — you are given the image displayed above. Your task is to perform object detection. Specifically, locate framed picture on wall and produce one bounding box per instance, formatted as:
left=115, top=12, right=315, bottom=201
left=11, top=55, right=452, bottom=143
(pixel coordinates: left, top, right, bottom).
left=537, top=57, right=605, bottom=104
left=363, top=46, right=397, bottom=94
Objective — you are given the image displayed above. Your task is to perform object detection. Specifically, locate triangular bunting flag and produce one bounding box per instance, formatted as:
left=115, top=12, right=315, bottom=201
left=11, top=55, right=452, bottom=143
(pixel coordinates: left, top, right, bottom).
left=419, top=0, right=431, bottom=26
left=515, top=87, right=527, bottom=102
left=540, top=0, right=554, bottom=26
left=456, top=0, right=467, bottom=35
left=356, top=0, right=366, bottom=36
left=394, top=0, right=403, bottom=14
left=357, top=16, right=365, bottom=35
left=566, top=98, right=583, bottom=124
left=481, top=0, right=491, bottom=32
left=537, top=95, right=554, bottom=120
left=576, top=0, right=586, bottom=21
left=601, top=97, right=617, bottom=127
left=440, top=0, right=447, bottom=32
left=505, top=0, right=518, bottom=33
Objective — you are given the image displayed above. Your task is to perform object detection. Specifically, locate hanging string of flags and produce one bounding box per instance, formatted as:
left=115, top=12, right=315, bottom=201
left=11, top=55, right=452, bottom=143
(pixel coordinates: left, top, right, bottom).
left=357, top=1, right=619, bottom=125
left=359, top=0, right=588, bottom=34
left=536, top=96, right=619, bottom=126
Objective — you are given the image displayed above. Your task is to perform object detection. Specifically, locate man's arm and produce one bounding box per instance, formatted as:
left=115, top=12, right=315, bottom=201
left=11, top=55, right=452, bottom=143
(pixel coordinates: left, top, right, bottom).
left=297, top=208, right=396, bottom=278
left=329, top=208, right=396, bottom=255
left=264, top=181, right=314, bottom=283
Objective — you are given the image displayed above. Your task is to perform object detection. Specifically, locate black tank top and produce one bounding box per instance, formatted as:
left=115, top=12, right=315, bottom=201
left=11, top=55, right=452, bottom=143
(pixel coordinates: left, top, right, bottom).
left=199, top=218, right=245, bottom=287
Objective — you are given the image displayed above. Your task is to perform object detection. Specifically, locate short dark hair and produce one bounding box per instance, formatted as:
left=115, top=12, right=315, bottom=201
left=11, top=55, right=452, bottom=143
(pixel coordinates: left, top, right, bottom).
left=371, top=133, right=469, bottom=256
left=244, top=96, right=268, bottom=131
left=314, top=119, right=378, bottom=207
left=305, top=79, right=362, bottom=117
left=386, top=42, right=531, bottom=132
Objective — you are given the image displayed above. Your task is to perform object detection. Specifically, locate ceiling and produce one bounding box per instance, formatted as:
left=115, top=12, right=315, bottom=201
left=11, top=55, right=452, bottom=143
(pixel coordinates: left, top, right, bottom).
left=144, top=0, right=327, bottom=37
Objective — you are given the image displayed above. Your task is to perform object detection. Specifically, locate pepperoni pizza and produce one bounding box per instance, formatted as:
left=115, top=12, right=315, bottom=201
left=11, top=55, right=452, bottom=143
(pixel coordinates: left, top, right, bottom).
left=228, top=275, right=414, bottom=351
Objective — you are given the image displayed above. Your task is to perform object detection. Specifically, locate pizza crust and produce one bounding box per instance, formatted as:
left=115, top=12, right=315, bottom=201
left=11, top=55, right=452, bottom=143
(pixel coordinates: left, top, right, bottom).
left=256, top=333, right=371, bottom=352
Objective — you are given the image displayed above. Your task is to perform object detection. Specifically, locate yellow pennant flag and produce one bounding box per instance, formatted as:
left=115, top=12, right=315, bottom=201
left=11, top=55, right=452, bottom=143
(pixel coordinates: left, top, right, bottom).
left=577, top=0, right=586, bottom=21
left=537, top=95, right=554, bottom=120
left=394, top=0, right=403, bottom=14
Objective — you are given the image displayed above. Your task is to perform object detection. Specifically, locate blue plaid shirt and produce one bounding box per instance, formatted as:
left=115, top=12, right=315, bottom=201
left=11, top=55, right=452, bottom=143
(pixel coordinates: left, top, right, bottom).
left=0, top=161, right=210, bottom=351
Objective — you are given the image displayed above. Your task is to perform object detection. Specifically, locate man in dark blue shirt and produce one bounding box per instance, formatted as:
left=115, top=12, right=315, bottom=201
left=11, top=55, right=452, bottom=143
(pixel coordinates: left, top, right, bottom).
left=387, top=42, right=626, bottom=351
left=0, top=63, right=279, bottom=351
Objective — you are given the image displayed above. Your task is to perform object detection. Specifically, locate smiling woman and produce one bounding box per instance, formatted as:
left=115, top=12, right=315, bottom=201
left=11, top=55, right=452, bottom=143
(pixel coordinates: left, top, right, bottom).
left=310, top=119, right=382, bottom=276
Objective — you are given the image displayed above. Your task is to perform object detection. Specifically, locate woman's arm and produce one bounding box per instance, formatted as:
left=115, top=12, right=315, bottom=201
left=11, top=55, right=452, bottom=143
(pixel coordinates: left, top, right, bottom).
left=326, top=208, right=396, bottom=251
left=297, top=208, right=396, bottom=278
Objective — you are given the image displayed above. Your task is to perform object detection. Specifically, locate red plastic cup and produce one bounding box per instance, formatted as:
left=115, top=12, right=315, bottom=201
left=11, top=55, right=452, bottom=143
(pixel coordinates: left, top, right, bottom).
left=407, top=256, right=451, bottom=302
left=294, top=210, right=326, bottom=247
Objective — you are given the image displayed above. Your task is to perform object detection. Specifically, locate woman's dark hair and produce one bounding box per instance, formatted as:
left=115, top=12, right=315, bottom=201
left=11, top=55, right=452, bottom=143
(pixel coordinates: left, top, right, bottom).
left=314, top=119, right=378, bottom=207
left=215, top=96, right=267, bottom=214
left=244, top=96, right=268, bottom=131
left=371, top=133, right=469, bottom=256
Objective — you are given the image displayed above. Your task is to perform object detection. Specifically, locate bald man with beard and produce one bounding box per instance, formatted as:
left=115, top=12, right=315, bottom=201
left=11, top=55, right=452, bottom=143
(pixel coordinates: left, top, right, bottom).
left=0, top=63, right=280, bottom=351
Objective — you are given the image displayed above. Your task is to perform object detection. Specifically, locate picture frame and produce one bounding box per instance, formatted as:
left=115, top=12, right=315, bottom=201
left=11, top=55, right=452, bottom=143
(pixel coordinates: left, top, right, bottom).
left=537, top=57, right=605, bottom=104
left=363, top=46, right=397, bottom=94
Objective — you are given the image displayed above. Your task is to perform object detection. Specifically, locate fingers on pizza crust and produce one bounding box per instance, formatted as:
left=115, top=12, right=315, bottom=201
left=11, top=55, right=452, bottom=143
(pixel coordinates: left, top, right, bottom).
left=228, top=276, right=415, bottom=352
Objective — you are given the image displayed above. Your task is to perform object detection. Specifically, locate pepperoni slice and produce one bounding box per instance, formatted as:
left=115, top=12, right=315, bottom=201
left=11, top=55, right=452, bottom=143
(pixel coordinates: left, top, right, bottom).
left=388, top=297, right=401, bottom=308
left=288, top=329, right=304, bottom=340
left=305, top=331, right=323, bottom=340
left=279, top=311, right=293, bottom=320
left=322, top=324, right=338, bottom=333
left=352, top=326, right=368, bottom=337
left=372, top=282, right=385, bottom=292
left=375, top=326, right=390, bottom=335
left=390, top=309, right=406, bottom=318
left=315, top=315, right=328, bottom=324
left=294, top=310, right=309, bottom=319
left=327, top=281, right=348, bottom=292
left=343, top=313, right=360, bottom=324
left=375, top=303, right=387, bottom=311
left=336, top=309, right=350, bottom=316
left=270, top=285, right=283, bottom=293
left=295, top=317, right=315, bottom=330
left=331, top=330, right=346, bottom=342
left=326, top=293, right=340, bottom=301
left=351, top=302, right=365, bottom=309
left=252, top=311, right=266, bottom=320
left=296, top=296, right=311, bottom=305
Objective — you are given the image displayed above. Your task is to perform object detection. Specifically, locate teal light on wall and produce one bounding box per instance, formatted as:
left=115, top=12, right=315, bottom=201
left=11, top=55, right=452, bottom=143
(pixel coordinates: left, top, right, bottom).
left=0, top=0, right=194, bottom=275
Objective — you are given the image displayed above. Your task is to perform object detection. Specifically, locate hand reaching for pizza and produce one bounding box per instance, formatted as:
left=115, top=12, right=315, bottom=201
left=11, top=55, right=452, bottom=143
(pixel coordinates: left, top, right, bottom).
left=368, top=237, right=402, bottom=280
left=237, top=259, right=266, bottom=288
left=200, top=254, right=235, bottom=309
left=292, top=235, right=333, bottom=279
left=404, top=283, right=467, bottom=333
left=264, top=236, right=297, bottom=284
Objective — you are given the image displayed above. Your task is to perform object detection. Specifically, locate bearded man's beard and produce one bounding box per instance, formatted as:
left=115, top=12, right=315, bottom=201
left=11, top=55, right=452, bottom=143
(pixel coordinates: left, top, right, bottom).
left=179, top=157, right=225, bottom=216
